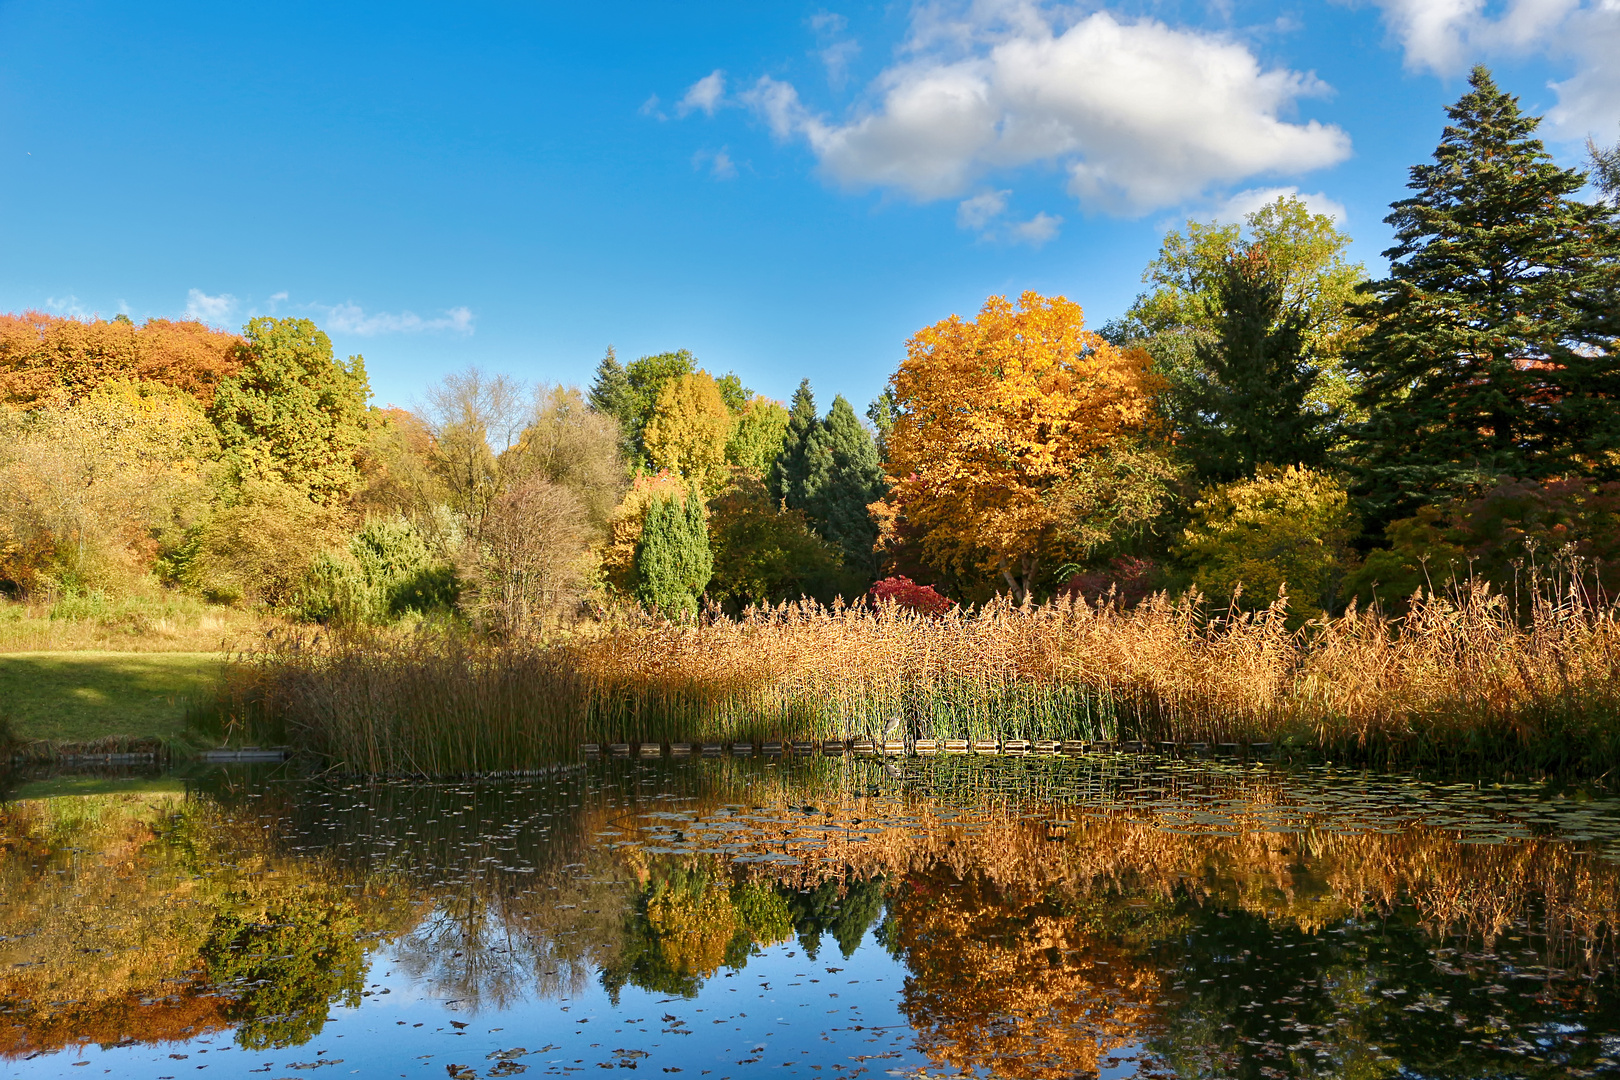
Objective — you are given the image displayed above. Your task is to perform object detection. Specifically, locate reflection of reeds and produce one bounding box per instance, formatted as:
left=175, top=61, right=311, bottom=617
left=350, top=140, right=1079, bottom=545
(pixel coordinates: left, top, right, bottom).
left=214, top=584, right=1620, bottom=775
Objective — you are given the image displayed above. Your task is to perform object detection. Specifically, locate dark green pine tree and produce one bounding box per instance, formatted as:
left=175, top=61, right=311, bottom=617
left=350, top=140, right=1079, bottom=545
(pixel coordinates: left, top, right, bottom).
left=587, top=347, right=637, bottom=462
left=1349, top=66, right=1620, bottom=524
left=801, top=395, right=886, bottom=577
left=1183, top=249, right=1332, bottom=484
left=633, top=488, right=712, bottom=618
left=768, top=379, right=820, bottom=506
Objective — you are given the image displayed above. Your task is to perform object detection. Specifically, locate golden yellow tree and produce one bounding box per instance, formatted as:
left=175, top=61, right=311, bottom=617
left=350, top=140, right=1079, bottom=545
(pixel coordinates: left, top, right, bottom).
left=888, top=291, right=1162, bottom=600
left=642, top=371, right=730, bottom=493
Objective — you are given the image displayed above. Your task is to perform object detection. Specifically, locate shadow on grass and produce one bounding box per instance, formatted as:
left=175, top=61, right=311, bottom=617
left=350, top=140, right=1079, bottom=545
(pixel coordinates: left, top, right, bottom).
left=0, top=651, right=225, bottom=744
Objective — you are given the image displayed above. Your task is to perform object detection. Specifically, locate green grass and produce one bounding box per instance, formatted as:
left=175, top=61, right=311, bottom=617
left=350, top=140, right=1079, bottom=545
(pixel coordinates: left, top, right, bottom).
left=0, top=651, right=224, bottom=744
left=2, top=774, right=188, bottom=800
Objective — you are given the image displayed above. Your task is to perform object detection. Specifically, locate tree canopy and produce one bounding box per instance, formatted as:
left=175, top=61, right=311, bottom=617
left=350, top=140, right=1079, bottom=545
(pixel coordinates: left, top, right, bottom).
left=208, top=318, right=373, bottom=505
left=887, top=291, right=1163, bottom=601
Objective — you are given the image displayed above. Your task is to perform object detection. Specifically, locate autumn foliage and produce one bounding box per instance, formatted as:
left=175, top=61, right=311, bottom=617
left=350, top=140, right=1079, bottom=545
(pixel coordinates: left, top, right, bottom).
left=887, top=292, right=1162, bottom=601
left=0, top=312, right=247, bottom=408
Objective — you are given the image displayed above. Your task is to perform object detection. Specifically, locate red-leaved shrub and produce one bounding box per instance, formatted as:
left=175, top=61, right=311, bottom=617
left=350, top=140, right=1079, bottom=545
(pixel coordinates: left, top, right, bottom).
left=868, top=575, right=952, bottom=616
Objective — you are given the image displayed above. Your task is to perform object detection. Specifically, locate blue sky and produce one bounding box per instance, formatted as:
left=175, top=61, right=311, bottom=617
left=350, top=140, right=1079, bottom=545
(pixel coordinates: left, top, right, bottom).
left=2, top=1, right=1616, bottom=413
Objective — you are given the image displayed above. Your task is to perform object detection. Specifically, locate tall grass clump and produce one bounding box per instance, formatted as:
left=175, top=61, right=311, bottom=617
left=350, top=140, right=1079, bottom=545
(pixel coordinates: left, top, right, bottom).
left=214, top=579, right=1620, bottom=777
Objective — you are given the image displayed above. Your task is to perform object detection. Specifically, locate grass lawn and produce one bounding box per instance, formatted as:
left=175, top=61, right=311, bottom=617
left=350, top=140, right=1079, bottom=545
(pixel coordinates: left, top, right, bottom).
left=0, top=651, right=224, bottom=744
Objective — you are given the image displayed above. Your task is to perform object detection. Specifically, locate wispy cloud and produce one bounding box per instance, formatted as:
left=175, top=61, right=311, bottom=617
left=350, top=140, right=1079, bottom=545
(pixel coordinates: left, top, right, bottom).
left=954, top=188, right=1061, bottom=246
left=317, top=302, right=475, bottom=336
left=45, top=294, right=94, bottom=319
left=810, top=12, right=860, bottom=89
left=677, top=70, right=726, bottom=117
left=694, top=146, right=739, bottom=179
left=956, top=189, right=1009, bottom=230
left=185, top=288, right=238, bottom=325
left=1211, top=186, right=1347, bottom=225
left=1009, top=211, right=1062, bottom=247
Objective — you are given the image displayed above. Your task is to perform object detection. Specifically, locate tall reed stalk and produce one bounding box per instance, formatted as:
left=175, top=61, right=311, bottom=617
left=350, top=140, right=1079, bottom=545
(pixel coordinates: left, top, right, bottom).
left=207, top=582, right=1620, bottom=776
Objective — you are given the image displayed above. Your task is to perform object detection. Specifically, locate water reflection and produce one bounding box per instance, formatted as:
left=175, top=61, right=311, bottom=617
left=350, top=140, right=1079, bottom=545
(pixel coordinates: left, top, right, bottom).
left=3, top=756, right=1620, bottom=1077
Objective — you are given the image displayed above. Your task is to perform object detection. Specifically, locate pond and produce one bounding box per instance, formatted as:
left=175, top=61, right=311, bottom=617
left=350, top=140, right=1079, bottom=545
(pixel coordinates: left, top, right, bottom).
left=5, top=753, right=1620, bottom=1078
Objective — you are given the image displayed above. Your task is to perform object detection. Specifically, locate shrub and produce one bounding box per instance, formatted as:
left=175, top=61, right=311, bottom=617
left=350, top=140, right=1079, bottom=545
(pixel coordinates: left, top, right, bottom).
left=293, top=515, right=456, bottom=625
left=635, top=487, right=712, bottom=619
left=1174, top=465, right=1356, bottom=616
left=706, top=473, right=844, bottom=611
left=868, top=576, right=951, bottom=616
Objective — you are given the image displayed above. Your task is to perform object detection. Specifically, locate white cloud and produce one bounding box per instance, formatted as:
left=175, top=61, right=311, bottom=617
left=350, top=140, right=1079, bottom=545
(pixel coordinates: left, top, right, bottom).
left=1212, top=185, right=1347, bottom=225
left=956, top=188, right=1009, bottom=229
left=678, top=70, right=726, bottom=117
left=1361, top=0, right=1620, bottom=139
left=1009, top=210, right=1062, bottom=246
left=740, top=3, right=1351, bottom=214
left=639, top=94, right=666, bottom=120
left=693, top=147, right=739, bottom=179
left=318, top=303, right=475, bottom=336
left=810, top=12, right=861, bottom=88
left=45, top=294, right=93, bottom=319
left=185, top=289, right=237, bottom=325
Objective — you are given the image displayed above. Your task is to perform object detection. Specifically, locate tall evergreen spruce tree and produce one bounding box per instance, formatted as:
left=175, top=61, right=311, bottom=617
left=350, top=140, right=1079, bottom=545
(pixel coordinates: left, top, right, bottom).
left=1349, top=67, right=1620, bottom=523
left=1184, top=249, right=1331, bottom=484
left=800, top=395, right=886, bottom=576
left=633, top=488, right=712, bottom=617
left=768, top=380, right=820, bottom=506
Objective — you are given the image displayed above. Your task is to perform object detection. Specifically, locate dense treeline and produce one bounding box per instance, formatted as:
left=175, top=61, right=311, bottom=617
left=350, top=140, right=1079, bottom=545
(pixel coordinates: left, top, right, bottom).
left=3, top=67, right=1619, bottom=633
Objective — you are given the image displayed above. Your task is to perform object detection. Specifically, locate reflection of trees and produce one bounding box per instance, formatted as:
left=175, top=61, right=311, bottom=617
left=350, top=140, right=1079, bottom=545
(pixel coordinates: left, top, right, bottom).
left=885, top=868, right=1168, bottom=1079
left=785, top=874, right=886, bottom=960
left=0, top=789, right=398, bottom=1058
left=600, top=862, right=793, bottom=1001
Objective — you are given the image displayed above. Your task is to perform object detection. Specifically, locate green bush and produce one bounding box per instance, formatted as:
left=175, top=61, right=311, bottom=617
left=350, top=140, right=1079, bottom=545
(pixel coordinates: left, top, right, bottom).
left=292, top=515, right=456, bottom=625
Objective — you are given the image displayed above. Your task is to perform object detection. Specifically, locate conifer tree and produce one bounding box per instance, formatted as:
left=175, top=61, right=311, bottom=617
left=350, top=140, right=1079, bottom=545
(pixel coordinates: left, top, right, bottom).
left=800, top=395, right=886, bottom=576
left=768, top=380, right=820, bottom=506
left=1183, top=249, right=1331, bottom=484
left=1350, top=67, right=1620, bottom=522
left=633, top=487, right=711, bottom=617
left=587, top=347, right=629, bottom=418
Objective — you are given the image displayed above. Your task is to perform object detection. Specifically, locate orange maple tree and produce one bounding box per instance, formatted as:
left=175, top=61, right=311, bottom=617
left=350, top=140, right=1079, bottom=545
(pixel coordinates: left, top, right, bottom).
left=0, top=312, right=247, bottom=408
left=886, top=291, right=1162, bottom=601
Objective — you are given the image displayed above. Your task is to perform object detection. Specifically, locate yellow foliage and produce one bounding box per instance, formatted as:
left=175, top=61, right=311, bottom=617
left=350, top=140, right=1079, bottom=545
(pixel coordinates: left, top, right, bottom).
left=598, top=471, right=691, bottom=597
left=888, top=292, right=1163, bottom=599
left=1176, top=465, right=1357, bottom=616
left=642, top=371, right=730, bottom=494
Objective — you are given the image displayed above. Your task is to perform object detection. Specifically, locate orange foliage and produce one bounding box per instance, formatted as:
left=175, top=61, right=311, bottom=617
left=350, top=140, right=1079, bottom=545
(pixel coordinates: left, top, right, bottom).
left=0, top=988, right=231, bottom=1059
left=887, top=292, right=1162, bottom=599
left=0, top=312, right=247, bottom=408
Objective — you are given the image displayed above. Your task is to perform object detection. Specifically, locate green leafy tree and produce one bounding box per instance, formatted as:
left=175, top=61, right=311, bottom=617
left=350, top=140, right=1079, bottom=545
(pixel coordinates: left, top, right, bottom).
left=725, top=397, right=790, bottom=476
left=706, top=473, right=844, bottom=609
left=1109, top=196, right=1367, bottom=434
left=800, top=395, right=887, bottom=578
left=768, top=380, right=820, bottom=506
left=633, top=487, right=712, bottom=617
left=208, top=318, right=372, bottom=505
left=1174, top=465, right=1357, bottom=618
left=1183, top=249, right=1333, bottom=483
left=1349, top=67, right=1620, bottom=523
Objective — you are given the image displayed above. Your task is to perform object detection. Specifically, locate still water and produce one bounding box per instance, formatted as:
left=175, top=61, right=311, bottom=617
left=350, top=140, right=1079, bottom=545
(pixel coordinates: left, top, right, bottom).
left=5, top=753, right=1620, bottom=1079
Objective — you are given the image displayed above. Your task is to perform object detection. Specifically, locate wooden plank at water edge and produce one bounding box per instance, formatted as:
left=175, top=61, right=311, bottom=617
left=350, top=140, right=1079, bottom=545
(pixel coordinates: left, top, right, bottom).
left=609, top=743, right=631, bottom=756
left=972, top=740, right=999, bottom=755
left=851, top=740, right=876, bottom=755
left=702, top=744, right=724, bottom=756
left=732, top=742, right=753, bottom=755
left=1060, top=740, right=1087, bottom=754
left=881, top=740, right=905, bottom=756
left=914, top=739, right=939, bottom=756
left=942, top=739, right=969, bottom=754
left=821, top=741, right=846, bottom=755
left=791, top=741, right=815, bottom=754
left=580, top=743, right=601, bottom=756
left=763, top=741, right=784, bottom=755
left=1034, top=740, right=1060, bottom=755
left=670, top=743, right=692, bottom=756
left=1003, top=739, right=1032, bottom=755
left=639, top=742, right=663, bottom=757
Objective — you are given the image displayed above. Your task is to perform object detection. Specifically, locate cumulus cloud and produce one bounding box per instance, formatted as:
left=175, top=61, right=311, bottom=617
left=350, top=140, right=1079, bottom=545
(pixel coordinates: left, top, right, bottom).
left=318, top=303, right=475, bottom=336
left=1362, top=0, right=1620, bottom=139
left=1212, top=185, right=1347, bottom=225
left=678, top=70, right=726, bottom=117
left=740, top=2, right=1351, bottom=214
left=185, top=289, right=238, bottom=325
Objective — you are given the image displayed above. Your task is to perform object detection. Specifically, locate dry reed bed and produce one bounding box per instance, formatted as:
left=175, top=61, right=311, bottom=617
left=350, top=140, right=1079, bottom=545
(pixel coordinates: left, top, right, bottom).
left=213, top=585, right=1620, bottom=775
